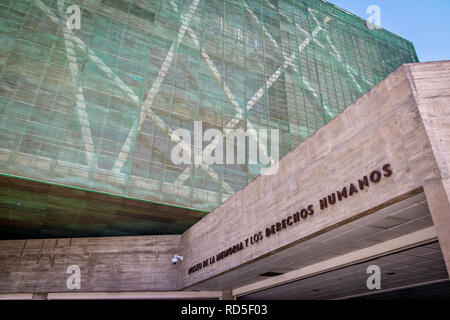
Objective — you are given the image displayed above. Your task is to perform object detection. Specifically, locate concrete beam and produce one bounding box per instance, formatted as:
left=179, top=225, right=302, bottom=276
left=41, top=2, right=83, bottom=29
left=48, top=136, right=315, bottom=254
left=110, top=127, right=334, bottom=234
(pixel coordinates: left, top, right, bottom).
left=46, top=291, right=222, bottom=300
left=407, top=61, right=450, bottom=274
left=0, top=291, right=223, bottom=300
left=0, top=294, right=33, bottom=300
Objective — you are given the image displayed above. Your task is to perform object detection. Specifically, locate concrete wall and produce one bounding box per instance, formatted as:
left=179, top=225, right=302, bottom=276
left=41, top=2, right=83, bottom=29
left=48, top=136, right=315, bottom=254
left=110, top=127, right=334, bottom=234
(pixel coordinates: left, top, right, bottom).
left=0, top=62, right=449, bottom=294
left=408, top=61, right=450, bottom=273
left=0, top=235, right=181, bottom=293
left=178, top=62, right=449, bottom=289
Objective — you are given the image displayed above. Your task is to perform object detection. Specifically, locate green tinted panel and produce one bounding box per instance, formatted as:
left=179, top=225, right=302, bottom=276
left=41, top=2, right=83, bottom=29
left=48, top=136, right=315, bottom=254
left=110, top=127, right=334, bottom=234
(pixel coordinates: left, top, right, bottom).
left=0, top=0, right=418, bottom=212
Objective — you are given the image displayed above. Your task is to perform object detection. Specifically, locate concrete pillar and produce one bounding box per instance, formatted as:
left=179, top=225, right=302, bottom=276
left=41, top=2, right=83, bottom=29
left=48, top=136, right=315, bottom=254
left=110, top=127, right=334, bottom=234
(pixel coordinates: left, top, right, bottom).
left=407, top=62, right=450, bottom=276
left=424, top=179, right=450, bottom=275
left=220, top=289, right=235, bottom=300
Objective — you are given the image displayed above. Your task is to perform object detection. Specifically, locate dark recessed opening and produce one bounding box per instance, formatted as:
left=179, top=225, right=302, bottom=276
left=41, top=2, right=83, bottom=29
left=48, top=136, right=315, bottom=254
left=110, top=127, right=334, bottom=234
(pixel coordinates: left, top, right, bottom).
left=259, top=272, right=284, bottom=277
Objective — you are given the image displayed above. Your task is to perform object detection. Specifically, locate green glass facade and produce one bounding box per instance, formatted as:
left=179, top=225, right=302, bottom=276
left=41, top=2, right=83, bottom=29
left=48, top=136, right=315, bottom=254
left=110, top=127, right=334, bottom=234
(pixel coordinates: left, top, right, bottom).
left=0, top=0, right=418, bottom=214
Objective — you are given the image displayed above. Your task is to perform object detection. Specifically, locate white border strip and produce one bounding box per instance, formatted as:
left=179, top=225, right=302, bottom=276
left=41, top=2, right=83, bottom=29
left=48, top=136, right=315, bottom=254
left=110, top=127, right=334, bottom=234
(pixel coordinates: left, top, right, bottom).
left=0, top=294, right=33, bottom=300
left=47, top=291, right=222, bottom=300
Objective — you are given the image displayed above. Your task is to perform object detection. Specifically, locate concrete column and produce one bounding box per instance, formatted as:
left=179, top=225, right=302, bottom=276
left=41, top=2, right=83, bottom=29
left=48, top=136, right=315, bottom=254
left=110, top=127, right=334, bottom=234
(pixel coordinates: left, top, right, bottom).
left=220, top=289, right=235, bottom=300
left=424, top=179, right=450, bottom=275
left=407, top=62, right=450, bottom=276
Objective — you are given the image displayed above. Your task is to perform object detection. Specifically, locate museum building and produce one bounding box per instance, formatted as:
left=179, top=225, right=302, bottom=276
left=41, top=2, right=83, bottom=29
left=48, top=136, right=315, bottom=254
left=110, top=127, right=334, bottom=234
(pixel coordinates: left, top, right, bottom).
left=0, top=0, right=449, bottom=299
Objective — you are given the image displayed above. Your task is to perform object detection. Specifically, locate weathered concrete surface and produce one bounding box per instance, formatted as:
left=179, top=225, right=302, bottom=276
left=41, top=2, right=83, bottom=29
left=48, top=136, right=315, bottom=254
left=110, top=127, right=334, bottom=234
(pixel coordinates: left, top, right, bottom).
left=0, top=235, right=181, bottom=293
left=178, top=61, right=450, bottom=289
left=0, top=62, right=449, bottom=294
left=407, top=61, right=450, bottom=274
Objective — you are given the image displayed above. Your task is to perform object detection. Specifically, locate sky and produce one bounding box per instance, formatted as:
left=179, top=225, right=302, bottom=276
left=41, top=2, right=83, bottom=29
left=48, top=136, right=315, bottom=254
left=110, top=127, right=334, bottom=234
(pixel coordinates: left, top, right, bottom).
left=329, top=0, right=450, bottom=62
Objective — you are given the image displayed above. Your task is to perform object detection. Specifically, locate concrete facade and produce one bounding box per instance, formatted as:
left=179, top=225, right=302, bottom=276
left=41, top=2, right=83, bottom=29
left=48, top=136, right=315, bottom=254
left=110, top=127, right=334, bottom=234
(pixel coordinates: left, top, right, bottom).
left=408, top=62, right=450, bottom=272
left=178, top=61, right=450, bottom=289
left=0, top=61, right=449, bottom=296
left=0, top=235, right=182, bottom=293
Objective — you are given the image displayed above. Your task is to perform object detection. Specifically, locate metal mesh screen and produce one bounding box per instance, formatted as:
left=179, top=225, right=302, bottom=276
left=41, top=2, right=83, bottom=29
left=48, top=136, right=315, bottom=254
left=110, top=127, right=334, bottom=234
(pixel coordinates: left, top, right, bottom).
left=0, top=0, right=418, bottom=212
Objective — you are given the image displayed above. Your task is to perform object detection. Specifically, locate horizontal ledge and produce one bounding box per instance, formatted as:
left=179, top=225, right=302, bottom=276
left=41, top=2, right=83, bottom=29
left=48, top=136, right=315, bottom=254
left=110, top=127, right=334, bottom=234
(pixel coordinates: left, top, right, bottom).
left=0, top=293, right=33, bottom=300
left=47, top=291, right=222, bottom=300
